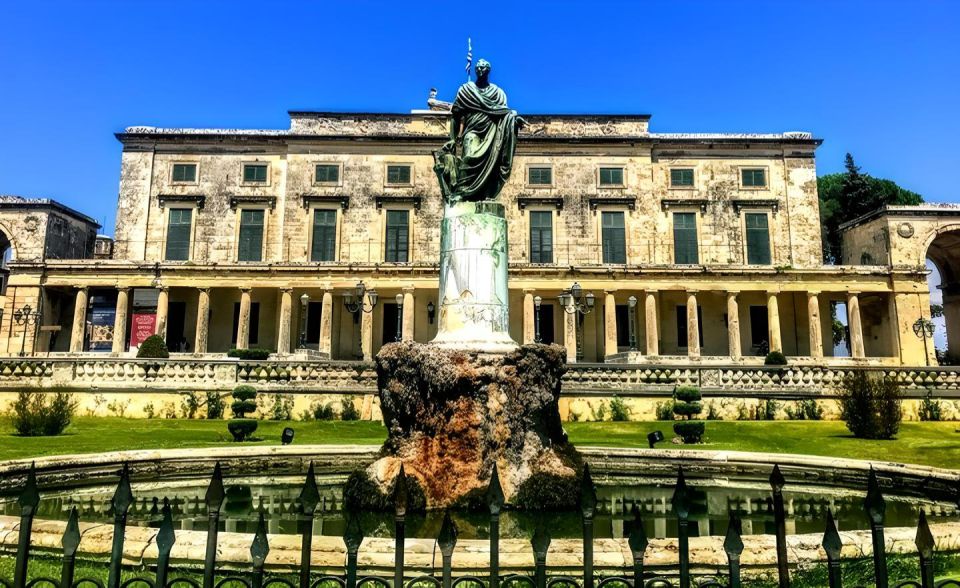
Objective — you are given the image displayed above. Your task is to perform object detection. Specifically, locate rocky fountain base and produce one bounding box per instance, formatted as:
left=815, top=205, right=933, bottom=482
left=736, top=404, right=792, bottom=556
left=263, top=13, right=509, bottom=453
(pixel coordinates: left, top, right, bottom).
left=344, top=341, right=583, bottom=510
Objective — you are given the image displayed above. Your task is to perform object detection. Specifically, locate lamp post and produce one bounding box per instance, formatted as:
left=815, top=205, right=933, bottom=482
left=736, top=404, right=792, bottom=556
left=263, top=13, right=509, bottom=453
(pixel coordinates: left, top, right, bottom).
left=533, top=295, right=543, bottom=343
left=913, top=317, right=937, bottom=365
left=426, top=301, right=436, bottom=325
left=298, top=293, right=309, bottom=349
left=395, top=293, right=404, bottom=342
left=628, top=295, right=638, bottom=351
left=12, top=304, right=41, bottom=357
left=343, top=281, right=378, bottom=318
left=560, top=282, right=595, bottom=361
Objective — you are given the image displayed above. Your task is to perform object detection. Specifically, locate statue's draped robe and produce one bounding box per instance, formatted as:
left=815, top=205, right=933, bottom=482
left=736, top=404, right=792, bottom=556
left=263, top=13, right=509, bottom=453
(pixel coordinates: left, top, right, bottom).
left=451, top=82, right=521, bottom=202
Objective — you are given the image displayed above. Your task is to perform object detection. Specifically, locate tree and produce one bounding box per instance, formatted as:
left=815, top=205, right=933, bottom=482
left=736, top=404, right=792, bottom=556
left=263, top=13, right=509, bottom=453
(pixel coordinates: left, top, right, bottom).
left=818, top=153, right=923, bottom=263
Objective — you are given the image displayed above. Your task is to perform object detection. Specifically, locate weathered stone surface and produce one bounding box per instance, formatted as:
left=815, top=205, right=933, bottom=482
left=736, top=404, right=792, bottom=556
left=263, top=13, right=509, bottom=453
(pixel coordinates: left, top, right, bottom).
left=350, top=341, right=580, bottom=508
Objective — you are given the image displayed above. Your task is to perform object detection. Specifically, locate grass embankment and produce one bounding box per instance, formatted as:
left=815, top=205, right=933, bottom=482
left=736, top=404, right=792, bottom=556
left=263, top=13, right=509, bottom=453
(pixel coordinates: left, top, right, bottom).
left=0, top=418, right=958, bottom=468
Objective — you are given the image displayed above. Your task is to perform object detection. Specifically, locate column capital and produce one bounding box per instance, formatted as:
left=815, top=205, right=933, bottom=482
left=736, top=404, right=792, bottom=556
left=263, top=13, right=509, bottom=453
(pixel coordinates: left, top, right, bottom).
left=116, top=286, right=131, bottom=293
left=280, top=287, right=293, bottom=293
left=76, top=286, right=89, bottom=293
left=644, top=289, right=658, bottom=296
left=686, top=289, right=699, bottom=296
left=239, top=287, right=253, bottom=293
left=807, top=290, right=821, bottom=297
left=522, top=288, right=536, bottom=295
left=847, top=290, right=861, bottom=297
left=198, top=286, right=211, bottom=293
left=402, top=286, right=416, bottom=294
left=604, top=290, right=617, bottom=296
left=766, top=290, right=780, bottom=297
left=727, top=290, right=740, bottom=296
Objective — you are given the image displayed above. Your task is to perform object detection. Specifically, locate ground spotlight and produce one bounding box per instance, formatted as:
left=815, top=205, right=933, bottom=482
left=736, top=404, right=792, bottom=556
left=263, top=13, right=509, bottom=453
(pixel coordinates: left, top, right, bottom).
left=281, top=427, right=295, bottom=446
left=647, top=430, right=664, bottom=449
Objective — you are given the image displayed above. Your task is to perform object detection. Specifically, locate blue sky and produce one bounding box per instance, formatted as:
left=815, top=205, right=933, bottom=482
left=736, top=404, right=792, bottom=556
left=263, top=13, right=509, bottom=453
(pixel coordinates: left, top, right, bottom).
left=0, top=0, right=958, bottom=234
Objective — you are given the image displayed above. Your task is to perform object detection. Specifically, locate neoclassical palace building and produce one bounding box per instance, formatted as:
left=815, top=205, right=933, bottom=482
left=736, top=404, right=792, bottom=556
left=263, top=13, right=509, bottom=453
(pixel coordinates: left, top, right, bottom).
left=1, top=102, right=957, bottom=367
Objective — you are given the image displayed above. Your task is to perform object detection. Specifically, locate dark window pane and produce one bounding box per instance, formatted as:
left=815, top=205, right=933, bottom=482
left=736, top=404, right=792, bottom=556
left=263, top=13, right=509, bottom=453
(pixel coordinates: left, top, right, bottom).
left=172, top=164, right=196, bottom=183
left=673, top=212, right=699, bottom=264
left=311, top=209, right=337, bottom=262
left=676, top=305, right=703, bottom=349
left=387, top=165, right=411, bottom=184
left=237, top=209, right=265, bottom=262
left=615, top=304, right=630, bottom=347
left=529, top=210, right=553, bottom=264
left=528, top=167, right=552, bottom=185
left=742, top=168, right=766, bottom=187
left=745, top=212, right=771, bottom=264
left=750, top=305, right=769, bottom=348
left=315, top=164, right=340, bottom=183
left=671, top=168, right=694, bottom=187
left=244, top=164, right=268, bottom=183
left=385, top=210, right=409, bottom=262
left=164, top=208, right=192, bottom=261
left=601, top=211, right=626, bottom=264
left=599, top=167, right=624, bottom=186
left=231, top=302, right=261, bottom=345
left=306, top=301, right=322, bottom=344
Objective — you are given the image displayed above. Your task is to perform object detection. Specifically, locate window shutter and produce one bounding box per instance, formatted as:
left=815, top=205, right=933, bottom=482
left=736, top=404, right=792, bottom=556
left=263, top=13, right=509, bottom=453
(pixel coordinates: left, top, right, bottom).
left=601, top=212, right=626, bottom=264
left=745, top=213, right=771, bottom=264
left=311, top=209, right=337, bottom=262
left=386, top=210, right=409, bottom=262
left=165, top=209, right=192, bottom=261
left=238, top=209, right=264, bottom=262
left=529, top=211, right=553, bottom=263
left=673, top=213, right=699, bottom=264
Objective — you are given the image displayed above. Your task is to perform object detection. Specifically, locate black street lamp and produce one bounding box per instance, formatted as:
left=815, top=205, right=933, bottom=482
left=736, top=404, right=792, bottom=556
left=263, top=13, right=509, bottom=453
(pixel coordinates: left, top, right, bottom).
left=343, top=281, right=378, bottom=321
left=559, top=282, right=595, bottom=315
left=628, top=295, right=638, bottom=351
left=533, top=295, right=543, bottom=343
left=913, top=317, right=937, bottom=365
left=395, top=293, right=404, bottom=342
left=12, top=304, right=41, bottom=357
left=426, top=301, right=436, bottom=325
left=298, top=293, right=310, bottom=349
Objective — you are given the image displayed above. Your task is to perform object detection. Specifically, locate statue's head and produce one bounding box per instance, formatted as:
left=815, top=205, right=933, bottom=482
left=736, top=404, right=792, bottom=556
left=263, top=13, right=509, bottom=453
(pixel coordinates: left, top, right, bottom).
left=475, top=59, right=491, bottom=79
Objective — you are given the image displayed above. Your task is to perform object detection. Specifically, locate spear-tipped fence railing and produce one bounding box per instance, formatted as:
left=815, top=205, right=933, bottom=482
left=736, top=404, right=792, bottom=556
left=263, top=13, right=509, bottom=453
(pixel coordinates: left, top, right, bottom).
left=2, top=461, right=959, bottom=588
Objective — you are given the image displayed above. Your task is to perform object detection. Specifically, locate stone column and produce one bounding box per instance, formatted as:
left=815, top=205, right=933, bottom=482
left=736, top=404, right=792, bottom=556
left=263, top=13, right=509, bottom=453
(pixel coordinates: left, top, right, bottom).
left=604, top=291, right=618, bottom=359
left=767, top=292, right=782, bottom=353
left=360, top=295, right=374, bottom=361
left=522, top=290, right=535, bottom=344
left=402, top=287, right=415, bottom=342
left=236, top=288, right=252, bottom=350
left=155, top=286, right=169, bottom=340
left=69, top=287, right=88, bottom=353
left=318, top=290, right=333, bottom=358
left=807, top=292, right=823, bottom=359
left=277, top=288, right=293, bottom=355
left=848, top=292, right=865, bottom=358
left=195, top=288, right=211, bottom=354
left=726, top=291, right=741, bottom=360
left=112, top=287, right=130, bottom=354
left=644, top=290, right=659, bottom=356
left=563, top=300, right=577, bottom=363
left=686, top=291, right=700, bottom=358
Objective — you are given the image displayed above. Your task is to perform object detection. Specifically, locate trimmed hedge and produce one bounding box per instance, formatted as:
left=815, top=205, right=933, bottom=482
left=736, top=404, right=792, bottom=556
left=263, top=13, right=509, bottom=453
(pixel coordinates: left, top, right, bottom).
left=227, top=348, right=272, bottom=360
left=137, top=335, right=169, bottom=359
left=228, top=385, right=259, bottom=441
left=672, top=385, right=705, bottom=444
left=764, top=351, right=788, bottom=366
left=673, top=422, right=705, bottom=444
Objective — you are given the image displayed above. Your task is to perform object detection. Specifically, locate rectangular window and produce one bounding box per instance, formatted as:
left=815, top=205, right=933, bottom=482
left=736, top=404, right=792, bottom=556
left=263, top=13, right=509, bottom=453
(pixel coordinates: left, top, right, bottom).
left=386, top=165, right=411, bottom=185
left=676, top=305, right=703, bottom=348
left=171, top=163, right=197, bottom=183
left=528, top=167, right=552, bottom=185
left=671, top=168, right=694, bottom=187
left=745, top=213, right=772, bottom=264
left=243, top=164, right=268, bottom=183
left=385, top=210, right=410, bottom=262
left=750, top=305, right=769, bottom=348
left=601, top=211, right=627, bottom=264
left=673, top=212, right=699, bottom=264
left=237, top=209, right=265, bottom=262
left=599, top=167, right=624, bottom=186
left=164, top=208, right=192, bottom=261
left=232, top=302, right=260, bottom=345
left=741, top=168, right=767, bottom=187
left=311, top=209, right=337, bottom=262
left=315, top=164, right=340, bottom=184
left=529, top=210, right=553, bottom=264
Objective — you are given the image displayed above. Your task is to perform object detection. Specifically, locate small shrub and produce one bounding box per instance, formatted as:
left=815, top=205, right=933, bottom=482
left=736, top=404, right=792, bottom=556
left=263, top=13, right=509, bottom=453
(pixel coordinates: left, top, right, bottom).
left=302, top=400, right=336, bottom=421
left=206, top=392, right=225, bottom=419
left=12, top=392, right=78, bottom=436
left=229, top=385, right=259, bottom=441
left=838, top=372, right=902, bottom=439
left=181, top=392, right=202, bottom=419
left=609, top=396, right=630, bottom=421
left=918, top=391, right=943, bottom=422
left=755, top=398, right=780, bottom=420
left=568, top=409, right=581, bottom=422
left=672, top=385, right=704, bottom=444
left=143, top=402, right=156, bottom=419
left=655, top=400, right=674, bottom=421
left=162, top=401, right=178, bottom=419
left=705, top=401, right=721, bottom=420
left=227, top=348, right=272, bottom=360
left=764, top=351, right=788, bottom=366
left=590, top=402, right=608, bottom=422
left=137, top=335, right=170, bottom=359
left=785, top=399, right=823, bottom=420
left=340, top=398, right=360, bottom=421
left=735, top=402, right=750, bottom=421
left=85, top=393, right=107, bottom=417
left=267, top=394, right=295, bottom=420
left=106, top=399, right=130, bottom=418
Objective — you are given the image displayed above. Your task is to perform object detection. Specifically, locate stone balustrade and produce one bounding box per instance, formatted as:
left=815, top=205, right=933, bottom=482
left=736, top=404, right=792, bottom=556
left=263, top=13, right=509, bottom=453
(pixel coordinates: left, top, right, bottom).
left=0, top=357, right=957, bottom=399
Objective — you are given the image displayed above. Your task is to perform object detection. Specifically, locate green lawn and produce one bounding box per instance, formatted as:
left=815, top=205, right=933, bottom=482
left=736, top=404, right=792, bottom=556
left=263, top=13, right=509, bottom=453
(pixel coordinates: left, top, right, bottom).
left=1, top=417, right=958, bottom=469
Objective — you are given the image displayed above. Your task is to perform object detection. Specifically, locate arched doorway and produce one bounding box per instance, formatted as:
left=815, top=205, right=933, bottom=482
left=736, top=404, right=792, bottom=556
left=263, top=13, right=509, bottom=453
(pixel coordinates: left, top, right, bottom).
left=0, top=229, right=13, bottom=296
left=926, top=228, right=960, bottom=365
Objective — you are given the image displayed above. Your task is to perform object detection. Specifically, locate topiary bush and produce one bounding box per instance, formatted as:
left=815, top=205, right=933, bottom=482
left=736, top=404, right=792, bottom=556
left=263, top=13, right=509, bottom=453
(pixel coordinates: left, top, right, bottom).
left=609, top=395, right=630, bottom=421
left=137, top=334, right=169, bottom=359
left=672, top=385, right=704, bottom=443
left=838, top=372, right=902, bottom=439
left=764, top=351, right=788, bottom=366
left=340, top=398, right=360, bottom=421
left=227, top=348, right=272, bottom=360
left=228, top=384, right=259, bottom=441
left=12, top=392, right=78, bottom=436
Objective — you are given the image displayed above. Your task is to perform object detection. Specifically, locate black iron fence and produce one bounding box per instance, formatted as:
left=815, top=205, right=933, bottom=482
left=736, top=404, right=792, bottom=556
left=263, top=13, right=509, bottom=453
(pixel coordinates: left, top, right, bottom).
left=1, top=461, right=958, bottom=588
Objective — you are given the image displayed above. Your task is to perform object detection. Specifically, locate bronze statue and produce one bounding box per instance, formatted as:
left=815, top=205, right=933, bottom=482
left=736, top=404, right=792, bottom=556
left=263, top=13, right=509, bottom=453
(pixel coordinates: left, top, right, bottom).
left=434, top=59, right=525, bottom=204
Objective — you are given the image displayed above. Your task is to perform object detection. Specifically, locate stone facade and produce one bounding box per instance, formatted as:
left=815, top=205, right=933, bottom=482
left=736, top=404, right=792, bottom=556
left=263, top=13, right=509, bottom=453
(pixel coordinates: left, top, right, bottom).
left=0, top=106, right=948, bottom=370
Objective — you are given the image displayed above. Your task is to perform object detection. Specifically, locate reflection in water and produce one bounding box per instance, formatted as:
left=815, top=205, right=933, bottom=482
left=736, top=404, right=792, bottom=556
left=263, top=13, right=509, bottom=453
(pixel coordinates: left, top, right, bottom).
left=2, top=478, right=956, bottom=540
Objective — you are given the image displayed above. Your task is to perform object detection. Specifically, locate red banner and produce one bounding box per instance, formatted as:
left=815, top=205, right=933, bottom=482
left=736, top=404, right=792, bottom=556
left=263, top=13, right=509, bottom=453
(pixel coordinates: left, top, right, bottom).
left=130, top=313, right=157, bottom=347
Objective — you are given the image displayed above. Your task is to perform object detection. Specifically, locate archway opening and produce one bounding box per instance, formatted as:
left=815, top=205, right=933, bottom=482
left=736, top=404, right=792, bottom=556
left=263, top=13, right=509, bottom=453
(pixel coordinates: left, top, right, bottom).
left=926, top=229, right=960, bottom=365
left=0, top=230, right=12, bottom=296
